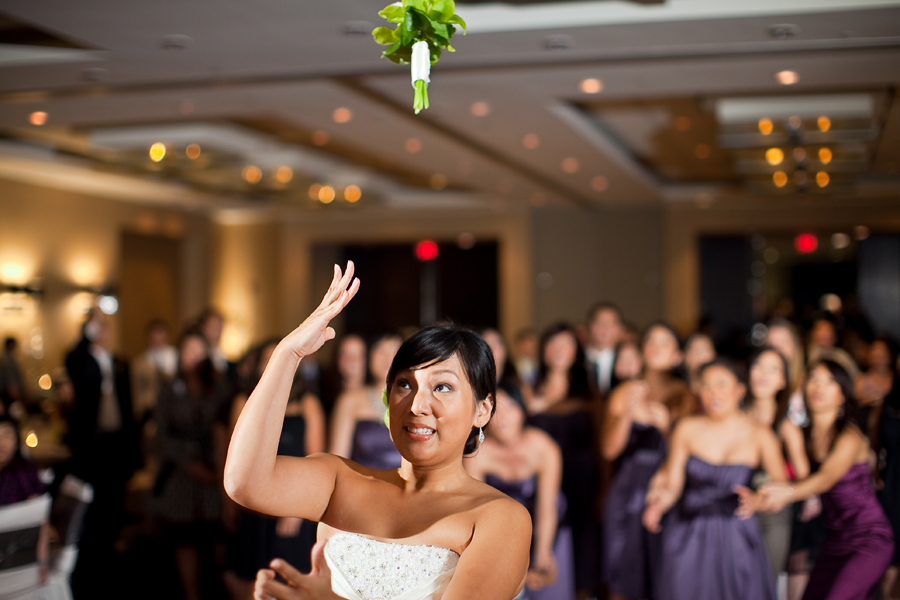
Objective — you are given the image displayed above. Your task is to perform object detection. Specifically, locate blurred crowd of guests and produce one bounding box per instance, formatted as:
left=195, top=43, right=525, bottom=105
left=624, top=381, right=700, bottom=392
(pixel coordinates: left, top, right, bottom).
left=1, top=301, right=898, bottom=600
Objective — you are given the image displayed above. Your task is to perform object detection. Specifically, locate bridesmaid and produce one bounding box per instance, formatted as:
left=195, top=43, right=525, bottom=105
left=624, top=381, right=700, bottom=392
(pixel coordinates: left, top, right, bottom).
left=744, top=346, right=810, bottom=576
left=751, top=360, right=894, bottom=600
left=643, top=358, right=784, bottom=600
left=527, top=323, right=599, bottom=600
left=328, top=333, right=402, bottom=469
left=601, top=323, right=691, bottom=600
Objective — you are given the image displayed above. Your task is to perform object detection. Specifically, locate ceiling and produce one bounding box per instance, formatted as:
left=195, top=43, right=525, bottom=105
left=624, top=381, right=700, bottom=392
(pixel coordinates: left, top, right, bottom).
left=0, top=0, right=898, bottom=216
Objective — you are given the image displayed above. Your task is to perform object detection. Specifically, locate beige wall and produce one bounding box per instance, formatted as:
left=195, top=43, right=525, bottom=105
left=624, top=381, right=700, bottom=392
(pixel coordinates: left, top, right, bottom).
left=0, top=179, right=210, bottom=395
left=662, top=198, right=900, bottom=335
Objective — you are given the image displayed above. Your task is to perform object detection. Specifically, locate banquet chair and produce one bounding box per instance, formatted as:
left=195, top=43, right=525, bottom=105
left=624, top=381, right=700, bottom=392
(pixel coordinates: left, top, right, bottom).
left=0, top=494, right=51, bottom=600
left=40, top=475, right=94, bottom=600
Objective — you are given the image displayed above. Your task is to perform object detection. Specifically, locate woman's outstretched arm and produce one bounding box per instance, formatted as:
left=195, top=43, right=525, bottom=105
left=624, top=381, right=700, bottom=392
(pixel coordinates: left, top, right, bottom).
left=224, top=262, right=359, bottom=519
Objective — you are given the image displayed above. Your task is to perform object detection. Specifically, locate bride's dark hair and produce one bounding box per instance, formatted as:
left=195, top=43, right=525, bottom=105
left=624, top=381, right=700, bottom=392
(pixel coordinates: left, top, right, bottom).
left=386, top=324, right=497, bottom=455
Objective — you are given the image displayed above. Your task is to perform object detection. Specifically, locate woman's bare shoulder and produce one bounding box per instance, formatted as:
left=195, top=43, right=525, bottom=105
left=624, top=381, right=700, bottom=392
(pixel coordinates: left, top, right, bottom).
left=469, top=479, right=531, bottom=527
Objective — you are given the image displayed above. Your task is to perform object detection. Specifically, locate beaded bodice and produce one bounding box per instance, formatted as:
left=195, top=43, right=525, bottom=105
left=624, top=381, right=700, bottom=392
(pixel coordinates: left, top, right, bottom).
left=324, top=531, right=459, bottom=600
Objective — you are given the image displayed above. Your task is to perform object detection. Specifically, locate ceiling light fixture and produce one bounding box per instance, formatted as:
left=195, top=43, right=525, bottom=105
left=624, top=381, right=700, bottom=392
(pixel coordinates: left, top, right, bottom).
left=275, top=166, right=293, bottom=183
left=149, top=143, right=166, bottom=162
left=818, top=148, right=832, bottom=164
left=579, top=78, right=603, bottom=94
left=29, top=111, right=48, bottom=126
left=816, top=171, right=830, bottom=187
left=308, top=184, right=322, bottom=200
left=775, top=70, right=799, bottom=85
left=344, top=185, right=362, bottom=202
left=185, top=143, right=201, bottom=160
left=242, top=165, right=262, bottom=184
left=522, top=134, right=540, bottom=150
left=332, top=107, right=353, bottom=123
left=765, top=148, right=784, bottom=166
left=318, top=185, right=336, bottom=204
left=793, top=147, right=806, bottom=162
left=773, top=171, right=788, bottom=187
left=758, top=118, right=774, bottom=135
left=817, top=116, right=831, bottom=132
left=470, top=102, right=490, bottom=117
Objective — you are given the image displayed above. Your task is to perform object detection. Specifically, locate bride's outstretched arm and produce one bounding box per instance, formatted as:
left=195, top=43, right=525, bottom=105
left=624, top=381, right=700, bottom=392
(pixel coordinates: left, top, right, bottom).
left=224, top=262, right=360, bottom=519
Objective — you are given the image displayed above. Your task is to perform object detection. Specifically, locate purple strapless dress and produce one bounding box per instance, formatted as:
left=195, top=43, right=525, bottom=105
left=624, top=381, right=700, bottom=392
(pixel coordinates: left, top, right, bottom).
left=485, top=474, right=575, bottom=600
left=349, top=420, right=401, bottom=470
left=657, top=456, right=776, bottom=600
left=603, top=422, right=665, bottom=599
left=802, top=462, right=894, bottom=600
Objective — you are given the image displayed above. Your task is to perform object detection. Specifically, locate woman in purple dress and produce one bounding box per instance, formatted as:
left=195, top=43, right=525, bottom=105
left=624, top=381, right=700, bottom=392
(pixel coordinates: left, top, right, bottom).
left=643, top=358, right=785, bottom=600
left=601, top=323, right=693, bottom=600
left=750, top=360, right=894, bottom=600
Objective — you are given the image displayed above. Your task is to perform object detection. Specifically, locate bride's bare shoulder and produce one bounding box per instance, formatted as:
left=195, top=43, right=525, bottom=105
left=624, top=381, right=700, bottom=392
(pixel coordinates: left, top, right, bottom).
left=467, top=478, right=531, bottom=526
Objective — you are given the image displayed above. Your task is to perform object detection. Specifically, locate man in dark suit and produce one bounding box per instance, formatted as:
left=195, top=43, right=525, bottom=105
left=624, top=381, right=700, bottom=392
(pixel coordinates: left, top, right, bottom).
left=64, top=309, right=140, bottom=598
left=584, top=303, right=624, bottom=398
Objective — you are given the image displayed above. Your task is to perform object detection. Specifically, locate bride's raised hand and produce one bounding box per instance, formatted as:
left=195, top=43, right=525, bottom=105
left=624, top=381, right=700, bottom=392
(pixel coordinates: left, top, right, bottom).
left=281, top=262, right=360, bottom=360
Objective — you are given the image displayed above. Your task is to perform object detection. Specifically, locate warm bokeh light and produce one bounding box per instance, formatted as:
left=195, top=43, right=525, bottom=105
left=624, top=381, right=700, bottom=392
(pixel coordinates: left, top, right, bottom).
left=758, top=118, right=774, bottom=135
left=832, top=233, right=850, bottom=249
left=795, top=233, right=818, bottom=254
left=792, top=147, right=806, bottom=162
left=819, top=147, right=832, bottom=164
left=765, top=148, right=784, bottom=166
left=318, top=185, right=335, bottom=204
left=25, top=432, right=38, bottom=448
left=70, top=259, right=100, bottom=286
left=793, top=170, right=808, bottom=185
left=579, top=78, right=603, bottom=94
left=788, top=115, right=802, bottom=130
left=242, top=165, right=262, bottom=184
left=185, top=143, right=201, bottom=159
left=429, top=173, right=448, bottom=189
left=275, top=166, right=293, bottom=183
left=773, top=171, right=788, bottom=187
left=344, top=185, right=361, bottom=202
left=38, top=374, right=52, bottom=391
left=470, top=102, right=491, bottom=117
left=674, top=116, right=691, bottom=131
left=817, top=116, right=831, bottom=132
left=29, top=111, right=48, bottom=126
left=98, top=295, right=118, bottom=315
left=0, top=263, right=28, bottom=285
left=311, top=130, right=330, bottom=146
left=405, top=137, right=422, bottom=154
left=775, top=70, right=799, bottom=85
left=694, top=143, right=711, bottom=159
left=854, top=225, right=870, bottom=240
left=333, top=107, right=353, bottom=123
left=415, top=240, right=439, bottom=261
left=308, top=184, right=322, bottom=200
left=522, top=134, right=540, bottom=149
left=149, top=142, right=166, bottom=162
left=561, top=157, right=580, bottom=173
left=591, top=175, right=608, bottom=192
left=816, top=171, right=830, bottom=187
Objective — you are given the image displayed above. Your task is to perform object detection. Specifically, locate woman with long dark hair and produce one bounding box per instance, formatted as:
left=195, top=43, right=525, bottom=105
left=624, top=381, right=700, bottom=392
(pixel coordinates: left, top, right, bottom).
left=527, top=323, right=599, bottom=600
left=744, top=346, right=810, bottom=577
left=748, top=360, right=894, bottom=599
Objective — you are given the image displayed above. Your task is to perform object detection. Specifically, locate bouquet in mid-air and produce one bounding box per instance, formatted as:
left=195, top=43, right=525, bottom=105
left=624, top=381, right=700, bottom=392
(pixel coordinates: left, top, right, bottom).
left=372, top=0, right=467, bottom=114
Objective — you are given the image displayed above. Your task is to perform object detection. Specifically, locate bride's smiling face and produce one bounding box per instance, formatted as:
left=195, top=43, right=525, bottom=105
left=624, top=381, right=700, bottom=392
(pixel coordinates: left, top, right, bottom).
left=389, top=354, right=492, bottom=467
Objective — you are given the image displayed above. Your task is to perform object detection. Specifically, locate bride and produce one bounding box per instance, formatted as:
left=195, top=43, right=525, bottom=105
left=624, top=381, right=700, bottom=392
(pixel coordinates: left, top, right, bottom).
left=224, top=262, right=532, bottom=600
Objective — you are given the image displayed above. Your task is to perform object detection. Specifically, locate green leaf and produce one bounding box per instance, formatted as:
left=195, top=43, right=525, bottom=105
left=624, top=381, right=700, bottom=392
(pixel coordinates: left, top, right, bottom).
left=378, top=3, right=405, bottom=23
left=372, top=26, right=397, bottom=45
left=430, top=0, right=455, bottom=22
left=446, top=14, right=466, bottom=32
left=400, top=9, right=416, bottom=46
left=408, top=0, right=428, bottom=12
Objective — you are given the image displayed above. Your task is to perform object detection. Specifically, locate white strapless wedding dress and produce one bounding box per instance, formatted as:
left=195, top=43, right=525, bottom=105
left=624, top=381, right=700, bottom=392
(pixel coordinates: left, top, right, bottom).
left=325, top=531, right=459, bottom=600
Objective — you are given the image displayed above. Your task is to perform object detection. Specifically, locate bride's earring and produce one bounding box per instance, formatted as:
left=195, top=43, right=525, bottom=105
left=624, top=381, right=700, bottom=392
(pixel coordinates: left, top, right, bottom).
left=478, top=426, right=485, bottom=444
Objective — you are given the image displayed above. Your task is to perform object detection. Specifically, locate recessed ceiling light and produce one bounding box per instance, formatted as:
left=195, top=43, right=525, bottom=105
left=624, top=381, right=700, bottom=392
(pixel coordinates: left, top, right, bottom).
left=149, top=143, right=166, bottom=162
left=793, top=147, right=806, bottom=162
left=308, top=184, right=322, bottom=200
left=318, top=185, right=336, bottom=204
left=788, top=115, right=802, bottom=129
left=765, top=148, right=783, bottom=166
left=522, top=134, right=540, bottom=150
left=773, top=171, right=788, bottom=187
left=579, top=78, right=603, bottom=94
left=311, top=130, right=330, bottom=146
left=242, top=165, right=262, bottom=184
left=818, top=148, right=832, bottom=164
left=470, top=102, right=491, bottom=117
left=275, top=166, right=293, bottom=183
left=758, top=118, right=774, bottom=135
left=333, top=107, right=353, bottom=123
left=817, top=116, right=831, bottom=132
left=405, top=138, right=422, bottom=154
left=816, top=171, right=830, bottom=187
left=29, top=111, right=47, bottom=126
left=344, top=185, right=362, bottom=202
left=561, top=157, right=580, bottom=173
left=591, top=176, right=608, bottom=192
left=775, top=70, right=799, bottom=85
left=186, top=144, right=201, bottom=160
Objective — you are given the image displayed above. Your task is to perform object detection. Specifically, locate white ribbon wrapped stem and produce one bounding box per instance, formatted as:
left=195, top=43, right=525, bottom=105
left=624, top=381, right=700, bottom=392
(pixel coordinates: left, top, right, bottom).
left=411, top=40, right=430, bottom=85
